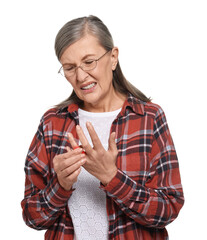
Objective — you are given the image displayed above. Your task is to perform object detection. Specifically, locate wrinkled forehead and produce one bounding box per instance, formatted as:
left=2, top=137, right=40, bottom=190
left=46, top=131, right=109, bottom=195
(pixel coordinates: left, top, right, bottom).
left=60, top=34, right=106, bottom=63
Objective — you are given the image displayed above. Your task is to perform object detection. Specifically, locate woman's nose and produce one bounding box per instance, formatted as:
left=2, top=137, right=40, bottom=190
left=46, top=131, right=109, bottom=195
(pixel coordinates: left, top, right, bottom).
left=76, top=67, right=89, bottom=82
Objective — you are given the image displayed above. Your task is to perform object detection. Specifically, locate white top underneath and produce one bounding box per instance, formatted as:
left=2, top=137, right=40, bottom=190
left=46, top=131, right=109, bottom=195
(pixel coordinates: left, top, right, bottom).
left=68, top=108, right=121, bottom=240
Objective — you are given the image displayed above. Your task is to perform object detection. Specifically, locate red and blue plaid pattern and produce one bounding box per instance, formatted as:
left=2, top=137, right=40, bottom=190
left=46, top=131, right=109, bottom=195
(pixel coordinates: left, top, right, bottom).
left=21, top=93, right=184, bottom=239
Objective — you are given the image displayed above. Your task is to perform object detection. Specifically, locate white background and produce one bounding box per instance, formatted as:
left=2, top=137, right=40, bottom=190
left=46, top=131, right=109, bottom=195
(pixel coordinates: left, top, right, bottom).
left=0, top=0, right=206, bottom=239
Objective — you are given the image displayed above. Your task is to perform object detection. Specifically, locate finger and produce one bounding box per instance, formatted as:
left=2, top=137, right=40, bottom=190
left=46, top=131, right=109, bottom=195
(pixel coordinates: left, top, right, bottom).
left=53, top=147, right=84, bottom=174
left=108, top=132, right=117, bottom=152
left=76, top=125, right=93, bottom=154
left=68, top=132, right=79, bottom=149
left=65, top=167, right=82, bottom=183
left=68, top=132, right=85, bottom=154
left=62, top=147, right=82, bottom=159
left=66, top=146, right=72, bottom=152
left=61, top=157, right=86, bottom=178
left=60, top=153, right=86, bottom=172
left=74, top=145, right=86, bottom=154
left=86, top=122, right=104, bottom=151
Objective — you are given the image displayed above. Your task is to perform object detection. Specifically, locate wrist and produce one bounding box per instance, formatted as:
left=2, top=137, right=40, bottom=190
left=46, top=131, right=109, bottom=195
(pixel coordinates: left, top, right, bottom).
left=101, top=168, right=118, bottom=186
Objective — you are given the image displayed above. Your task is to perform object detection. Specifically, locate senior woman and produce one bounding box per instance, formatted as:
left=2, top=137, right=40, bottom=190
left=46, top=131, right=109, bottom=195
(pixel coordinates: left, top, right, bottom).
left=21, top=16, right=184, bottom=240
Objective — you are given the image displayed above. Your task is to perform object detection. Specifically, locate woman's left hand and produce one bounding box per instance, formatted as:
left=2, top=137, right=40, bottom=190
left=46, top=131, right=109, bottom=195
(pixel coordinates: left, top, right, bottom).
left=68, top=122, right=118, bottom=186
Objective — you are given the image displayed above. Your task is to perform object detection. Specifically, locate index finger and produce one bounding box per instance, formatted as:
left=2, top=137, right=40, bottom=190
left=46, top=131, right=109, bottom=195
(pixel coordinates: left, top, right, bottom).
left=76, top=125, right=93, bottom=154
left=68, top=133, right=79, bottom=149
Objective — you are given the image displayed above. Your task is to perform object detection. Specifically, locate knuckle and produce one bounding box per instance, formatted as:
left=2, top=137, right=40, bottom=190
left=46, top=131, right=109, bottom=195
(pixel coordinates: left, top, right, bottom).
left=60, top=160, right=67, bottom=169
left=82, top=143, right=88, bottom=150
left=83, top=141, right=91, bottom=149
left=98, top=149, right=105, bottom=157
left=114, top=149, right=118, bottom=156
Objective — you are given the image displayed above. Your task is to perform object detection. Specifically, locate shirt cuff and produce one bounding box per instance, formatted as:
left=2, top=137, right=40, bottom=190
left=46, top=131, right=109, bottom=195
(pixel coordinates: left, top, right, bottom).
left=44, top=175, right=74, bottom=209
left=100, top=169, right=149, bottom=203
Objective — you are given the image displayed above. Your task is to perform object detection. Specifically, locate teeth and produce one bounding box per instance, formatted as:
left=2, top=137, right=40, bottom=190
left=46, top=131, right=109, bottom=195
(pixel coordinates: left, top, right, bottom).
left=81, top=83, right=96, bottom=90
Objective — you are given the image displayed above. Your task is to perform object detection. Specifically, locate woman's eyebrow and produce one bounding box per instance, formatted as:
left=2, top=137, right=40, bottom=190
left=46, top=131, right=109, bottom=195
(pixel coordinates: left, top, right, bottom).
left=81, top=54, right=96, bottom=61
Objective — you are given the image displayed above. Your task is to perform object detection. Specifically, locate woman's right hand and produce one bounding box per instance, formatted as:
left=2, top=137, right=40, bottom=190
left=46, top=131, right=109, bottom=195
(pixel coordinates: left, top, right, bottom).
left=53, top=147, right=86, bottom=191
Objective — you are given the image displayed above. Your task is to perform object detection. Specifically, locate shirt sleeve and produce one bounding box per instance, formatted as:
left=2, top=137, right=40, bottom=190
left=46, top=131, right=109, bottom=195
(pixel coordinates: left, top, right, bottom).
left=100, top=107, right=184, bottom=228
left=21, top=117, right=72, bottom=230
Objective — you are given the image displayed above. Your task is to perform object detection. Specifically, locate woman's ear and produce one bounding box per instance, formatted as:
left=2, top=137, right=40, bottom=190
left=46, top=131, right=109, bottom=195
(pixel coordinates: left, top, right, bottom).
left=111, top=47, right=119, bottom=70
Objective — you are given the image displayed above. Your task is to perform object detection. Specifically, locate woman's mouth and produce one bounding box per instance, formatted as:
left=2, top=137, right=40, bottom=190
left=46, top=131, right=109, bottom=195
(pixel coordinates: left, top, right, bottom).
left=81, top=82, right=97, bottom=93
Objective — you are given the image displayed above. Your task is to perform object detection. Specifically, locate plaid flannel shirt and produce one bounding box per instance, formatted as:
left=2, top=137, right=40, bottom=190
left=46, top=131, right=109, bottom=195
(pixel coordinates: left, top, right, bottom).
left=21, top=93, right=184, bottom=239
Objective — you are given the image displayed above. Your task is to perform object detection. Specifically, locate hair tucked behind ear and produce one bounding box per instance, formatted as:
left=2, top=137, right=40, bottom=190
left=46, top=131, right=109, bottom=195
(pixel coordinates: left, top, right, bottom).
left=55, top=15, right=151, bottom=109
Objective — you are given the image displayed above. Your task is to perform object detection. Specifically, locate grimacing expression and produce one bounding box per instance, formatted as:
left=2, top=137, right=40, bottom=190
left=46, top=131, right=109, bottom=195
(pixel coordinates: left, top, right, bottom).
left=60, top=34, right=118, bottom=108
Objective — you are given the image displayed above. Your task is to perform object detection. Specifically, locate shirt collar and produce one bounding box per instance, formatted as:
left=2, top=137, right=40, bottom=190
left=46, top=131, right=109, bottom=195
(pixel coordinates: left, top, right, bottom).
left=119, top=93, right=145, bottom=116
left=66, top=93, right=145, bottom=116
left=67, top=103, right=79, bottom=113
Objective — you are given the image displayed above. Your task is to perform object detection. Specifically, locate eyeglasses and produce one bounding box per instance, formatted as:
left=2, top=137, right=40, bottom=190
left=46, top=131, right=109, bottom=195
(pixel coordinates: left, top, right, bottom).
left=58, top=50, right=111, bottom=78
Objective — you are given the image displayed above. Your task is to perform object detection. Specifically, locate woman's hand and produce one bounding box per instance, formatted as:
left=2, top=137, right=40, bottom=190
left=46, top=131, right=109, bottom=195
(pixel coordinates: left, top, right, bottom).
left=68, top=122, right=118, bottom=186
left=53, top=147, right=87, bottom=191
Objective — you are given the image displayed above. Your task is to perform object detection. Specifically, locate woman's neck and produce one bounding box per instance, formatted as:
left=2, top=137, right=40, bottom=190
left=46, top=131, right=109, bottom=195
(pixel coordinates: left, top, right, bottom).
left=82, top=91, right=126, bottom=113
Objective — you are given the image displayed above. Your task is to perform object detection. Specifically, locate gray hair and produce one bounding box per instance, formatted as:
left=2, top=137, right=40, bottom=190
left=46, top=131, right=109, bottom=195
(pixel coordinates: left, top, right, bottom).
left=55, top=16, right=113, bottom=60
left=54, top=15, right=150, bottom=109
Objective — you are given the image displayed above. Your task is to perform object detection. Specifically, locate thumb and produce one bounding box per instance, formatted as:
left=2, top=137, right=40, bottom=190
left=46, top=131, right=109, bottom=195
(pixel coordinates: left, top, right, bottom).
left=108, top=132, right=117, bottom=152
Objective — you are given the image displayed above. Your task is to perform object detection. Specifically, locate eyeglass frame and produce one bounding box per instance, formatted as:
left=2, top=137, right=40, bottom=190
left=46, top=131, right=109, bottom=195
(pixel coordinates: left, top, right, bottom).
left=58, top=49, right=112, bottom=78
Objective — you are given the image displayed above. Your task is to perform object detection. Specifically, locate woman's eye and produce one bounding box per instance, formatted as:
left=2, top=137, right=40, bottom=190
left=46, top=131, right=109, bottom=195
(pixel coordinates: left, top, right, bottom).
left=64, top=66, right=75, bottom=71
left=84, top=60, right=94, bottom=65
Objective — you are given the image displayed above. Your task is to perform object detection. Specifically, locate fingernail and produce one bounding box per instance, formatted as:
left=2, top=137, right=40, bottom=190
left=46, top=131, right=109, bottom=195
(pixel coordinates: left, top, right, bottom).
left=80, top=158, right=86, bottom=164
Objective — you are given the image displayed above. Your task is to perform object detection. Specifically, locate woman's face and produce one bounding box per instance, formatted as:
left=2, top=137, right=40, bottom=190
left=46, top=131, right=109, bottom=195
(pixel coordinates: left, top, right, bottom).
left=60, top=34, right=118, bottom=110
